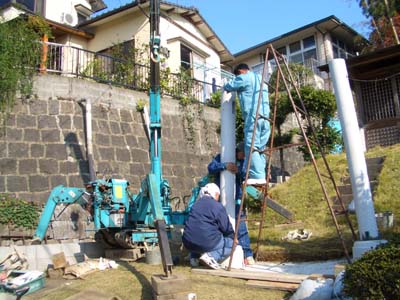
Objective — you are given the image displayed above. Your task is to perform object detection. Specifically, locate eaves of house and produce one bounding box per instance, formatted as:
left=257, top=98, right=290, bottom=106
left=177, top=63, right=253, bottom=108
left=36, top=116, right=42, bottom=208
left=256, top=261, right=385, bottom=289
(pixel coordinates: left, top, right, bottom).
left=77, top=0, right=234, bottom=65
left=319, top=44, right=400, bottom=80
left=345, top=44, right=400, bottom=80
left=233, top=15, right=368, bottom=61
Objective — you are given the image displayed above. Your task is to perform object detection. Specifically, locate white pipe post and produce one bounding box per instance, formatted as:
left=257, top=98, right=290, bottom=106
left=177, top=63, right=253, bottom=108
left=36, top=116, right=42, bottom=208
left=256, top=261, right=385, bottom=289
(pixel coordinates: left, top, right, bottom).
left=329, top=59, right=385, bottom=258
left=85, top=98, right=96, bottom=181
left=220, top=91, right=236, bottom=227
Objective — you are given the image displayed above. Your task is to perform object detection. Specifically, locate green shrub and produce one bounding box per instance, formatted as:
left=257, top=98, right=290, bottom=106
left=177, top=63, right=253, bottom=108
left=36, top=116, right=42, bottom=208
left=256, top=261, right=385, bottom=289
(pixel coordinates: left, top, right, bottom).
left=0, top=194, right=40, bottom=229
left=343, top=239, right=400, bottom=300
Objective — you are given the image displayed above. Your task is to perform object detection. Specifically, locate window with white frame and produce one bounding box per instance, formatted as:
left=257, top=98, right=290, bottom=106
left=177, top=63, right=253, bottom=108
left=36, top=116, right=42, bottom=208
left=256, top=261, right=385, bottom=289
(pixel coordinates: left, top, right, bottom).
left=180, top=44, right=192, bottom=71
left=288, top=35, right=317, bottom=65
left=332, top=36, right=355, bottom=59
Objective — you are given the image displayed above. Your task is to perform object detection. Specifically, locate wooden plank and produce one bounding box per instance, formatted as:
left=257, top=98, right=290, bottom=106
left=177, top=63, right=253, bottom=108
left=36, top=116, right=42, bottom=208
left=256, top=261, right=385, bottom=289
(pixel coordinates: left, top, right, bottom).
left=246, top=280, right=299, bottom=291
left=191, top=268, right=307, bottom=283
left=267, top=197, right=294, bottom=221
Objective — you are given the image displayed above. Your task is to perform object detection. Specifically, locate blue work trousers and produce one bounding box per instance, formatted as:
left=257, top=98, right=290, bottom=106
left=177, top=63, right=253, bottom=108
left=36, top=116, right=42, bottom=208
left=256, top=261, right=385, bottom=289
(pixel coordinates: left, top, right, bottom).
left=236, top=205, right=253, bottom=258
left=243, top=116, right=270, bottom=179
left=190, top=236, right=234, bottom=262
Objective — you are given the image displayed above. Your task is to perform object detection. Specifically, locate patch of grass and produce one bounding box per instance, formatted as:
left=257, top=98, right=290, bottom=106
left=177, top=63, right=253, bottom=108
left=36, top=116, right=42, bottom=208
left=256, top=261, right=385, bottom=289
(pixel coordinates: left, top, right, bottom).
left=249, top=144, right=400, bottom=260
left=26, top=262, right=286, bottom=300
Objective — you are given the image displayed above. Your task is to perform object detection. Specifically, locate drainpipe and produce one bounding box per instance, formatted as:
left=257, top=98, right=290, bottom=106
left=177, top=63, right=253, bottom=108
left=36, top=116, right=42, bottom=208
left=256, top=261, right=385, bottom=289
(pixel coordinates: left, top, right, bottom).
left=329, top=59, right=386, bottom=259
left=220, top=91, right=236, bottom=226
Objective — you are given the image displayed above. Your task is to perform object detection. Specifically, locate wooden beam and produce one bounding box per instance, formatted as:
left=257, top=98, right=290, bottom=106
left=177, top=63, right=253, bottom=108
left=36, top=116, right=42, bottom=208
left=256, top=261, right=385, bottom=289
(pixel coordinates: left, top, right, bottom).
left=181, top=12, right=196, bottom=18
left=40, top=34, right=48, bottom=74
left=194, top=20, right=204, bottom=26
left=165, top=7, right=175, bottom=13
left=191, top=268, right=308, bottom=283
left=207, top=35, right=217, bottom=41
left=246, top=280, right=299, bottom=291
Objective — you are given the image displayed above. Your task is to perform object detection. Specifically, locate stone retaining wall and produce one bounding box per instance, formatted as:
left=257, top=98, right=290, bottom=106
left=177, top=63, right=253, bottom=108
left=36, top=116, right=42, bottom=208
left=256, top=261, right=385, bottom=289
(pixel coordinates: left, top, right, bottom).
left=0, top=74, right=220, bottom=204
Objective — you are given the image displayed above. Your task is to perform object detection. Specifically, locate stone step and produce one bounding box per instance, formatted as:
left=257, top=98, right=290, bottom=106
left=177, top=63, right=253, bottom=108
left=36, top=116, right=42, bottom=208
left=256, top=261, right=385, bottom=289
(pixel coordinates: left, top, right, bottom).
left=342, top=164, right=383, bottom=184
left=366, top=156, right=385, bottom=166
left=337, top=181, right=377, bottom=196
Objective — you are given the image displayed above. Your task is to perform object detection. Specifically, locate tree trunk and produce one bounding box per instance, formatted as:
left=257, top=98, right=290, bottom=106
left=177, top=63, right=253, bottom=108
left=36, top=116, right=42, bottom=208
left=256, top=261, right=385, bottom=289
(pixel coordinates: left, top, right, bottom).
left=383, top=0, right=400, bottom=45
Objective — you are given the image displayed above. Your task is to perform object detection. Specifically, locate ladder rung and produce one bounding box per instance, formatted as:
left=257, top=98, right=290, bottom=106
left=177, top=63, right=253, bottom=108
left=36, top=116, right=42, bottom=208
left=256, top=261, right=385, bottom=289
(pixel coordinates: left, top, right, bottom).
left=320, top=173, right=331, bottom=179
left=258, top=114, right=272, bottom=122
left=251, top=148, right=266, bottom=154
left=294, top=105, right=307, bottom=116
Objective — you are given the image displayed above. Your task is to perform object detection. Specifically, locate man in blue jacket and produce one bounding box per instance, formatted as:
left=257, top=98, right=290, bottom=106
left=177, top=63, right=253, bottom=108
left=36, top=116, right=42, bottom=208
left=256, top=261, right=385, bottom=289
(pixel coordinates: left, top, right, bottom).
left=224, top=63, right=270, bottom=185
left=207, top=142, right=255, bottom=265
left=182, top=183, right=235, bottom=269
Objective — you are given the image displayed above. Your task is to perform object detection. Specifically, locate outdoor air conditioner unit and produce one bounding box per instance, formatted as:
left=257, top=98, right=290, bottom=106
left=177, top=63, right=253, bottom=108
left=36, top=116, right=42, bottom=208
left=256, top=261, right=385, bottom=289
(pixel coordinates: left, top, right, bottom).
left=60, top=12, right=74, bottom=25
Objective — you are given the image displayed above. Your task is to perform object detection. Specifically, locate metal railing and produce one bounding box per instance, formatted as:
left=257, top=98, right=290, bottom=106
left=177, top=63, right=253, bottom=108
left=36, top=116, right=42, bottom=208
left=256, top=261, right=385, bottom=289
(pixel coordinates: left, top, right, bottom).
left=42, top=42, right=222, bottom=104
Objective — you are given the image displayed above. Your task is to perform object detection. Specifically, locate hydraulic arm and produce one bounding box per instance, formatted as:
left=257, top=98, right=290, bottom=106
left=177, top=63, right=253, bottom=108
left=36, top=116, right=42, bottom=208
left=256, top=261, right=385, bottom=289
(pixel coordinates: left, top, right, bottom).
left=34, top=185, right=88, bottom=241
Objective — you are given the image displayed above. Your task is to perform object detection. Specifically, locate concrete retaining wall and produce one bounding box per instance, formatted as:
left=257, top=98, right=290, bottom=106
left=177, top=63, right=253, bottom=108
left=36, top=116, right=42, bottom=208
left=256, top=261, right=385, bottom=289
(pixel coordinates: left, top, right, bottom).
left=0, top=242, right=104, bottom=271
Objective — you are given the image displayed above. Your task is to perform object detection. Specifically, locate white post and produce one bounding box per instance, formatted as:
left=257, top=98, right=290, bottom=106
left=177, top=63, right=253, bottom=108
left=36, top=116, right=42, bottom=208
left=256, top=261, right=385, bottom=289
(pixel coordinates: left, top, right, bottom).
left=329, top=59, right=386, bottom=259
left=85, top=98, right=96, bottom=181
left=220, top=91, right=236, bottom=227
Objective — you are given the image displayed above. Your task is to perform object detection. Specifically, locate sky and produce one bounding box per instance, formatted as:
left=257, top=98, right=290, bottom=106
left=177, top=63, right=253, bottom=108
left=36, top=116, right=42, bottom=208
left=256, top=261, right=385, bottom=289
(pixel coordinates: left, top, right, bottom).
left=99, top=0, right=371, bottom=54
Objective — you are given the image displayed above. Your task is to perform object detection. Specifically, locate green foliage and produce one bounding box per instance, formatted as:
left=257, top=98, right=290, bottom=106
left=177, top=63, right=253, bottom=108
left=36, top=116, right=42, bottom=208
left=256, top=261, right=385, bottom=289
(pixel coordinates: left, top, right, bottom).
left=271, top=92, right=293, bottom=129
left=359, top=0, right=400, bottom=19
left=298, top=125, right=343, bottom=161
left=0, top=194, right=40, bottom=229
left=293, top=86, right=337, bottom=124
left=343, top=241, right=400, bottom=300
left=135, top=98, right=146, bottom=112
left=294, top=86, right=341, bottom=160
left=208, top=90, right=222, bottom=108
left=81, top=58, right=109, bottom=81
left=269, top=84, right=341, bottom=161
left=235, top=97, right=244, bottom=143
left=269, top=62, right=313, bottom=91
left=0, top=16, right=50, bottom=115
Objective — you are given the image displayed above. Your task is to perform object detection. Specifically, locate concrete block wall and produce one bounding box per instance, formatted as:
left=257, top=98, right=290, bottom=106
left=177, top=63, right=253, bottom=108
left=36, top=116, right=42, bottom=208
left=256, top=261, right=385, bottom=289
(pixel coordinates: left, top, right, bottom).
left=0, top=74, right=220, bottom=204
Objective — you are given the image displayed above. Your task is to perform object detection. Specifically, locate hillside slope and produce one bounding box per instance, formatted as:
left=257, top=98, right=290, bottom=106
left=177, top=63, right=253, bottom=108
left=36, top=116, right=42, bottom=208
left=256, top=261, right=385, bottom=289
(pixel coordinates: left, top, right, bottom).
left=251, top=144, right=400, bottom=261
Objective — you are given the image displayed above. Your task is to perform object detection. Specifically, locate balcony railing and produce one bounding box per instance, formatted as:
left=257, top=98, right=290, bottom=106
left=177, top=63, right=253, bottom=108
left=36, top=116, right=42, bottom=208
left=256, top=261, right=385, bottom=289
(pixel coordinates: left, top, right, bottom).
left=42, top=42, right=222, bottom=104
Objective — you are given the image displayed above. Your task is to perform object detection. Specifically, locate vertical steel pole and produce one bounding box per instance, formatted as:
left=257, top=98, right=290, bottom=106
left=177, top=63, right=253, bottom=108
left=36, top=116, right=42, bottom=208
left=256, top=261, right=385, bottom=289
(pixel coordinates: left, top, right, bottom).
left=150, top=0, right=162, bottom=184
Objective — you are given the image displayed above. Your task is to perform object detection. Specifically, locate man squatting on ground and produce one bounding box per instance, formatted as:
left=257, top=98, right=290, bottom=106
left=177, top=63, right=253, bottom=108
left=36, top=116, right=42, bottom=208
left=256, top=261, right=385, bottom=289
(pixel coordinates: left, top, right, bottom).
left=224, top=63, right=270, bottom=185
left=207, top=142, right=255, bottom=265
left=182, top=183, right=236, bottom=269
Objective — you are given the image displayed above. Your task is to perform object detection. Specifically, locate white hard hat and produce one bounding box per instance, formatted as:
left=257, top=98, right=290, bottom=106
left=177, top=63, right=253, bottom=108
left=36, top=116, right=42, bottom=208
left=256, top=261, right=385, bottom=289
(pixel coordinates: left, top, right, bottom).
left=199, top=183, right=220, bottom=200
